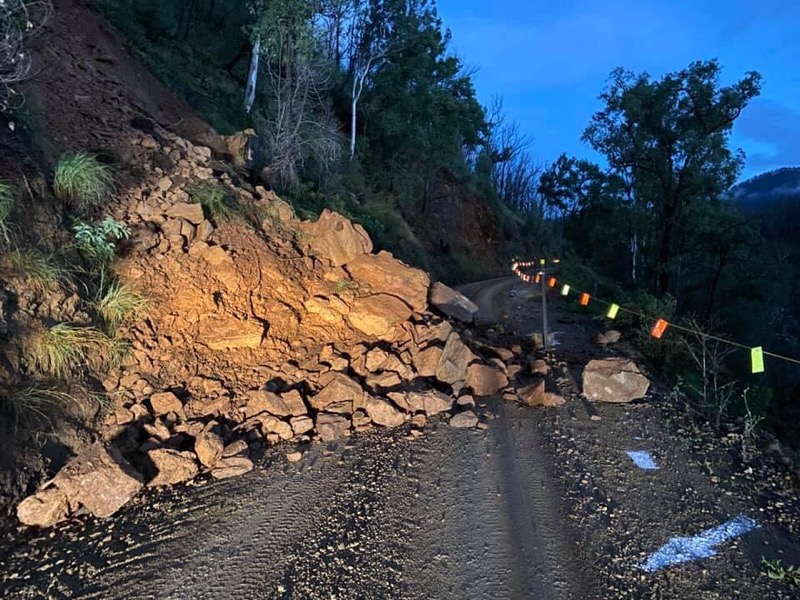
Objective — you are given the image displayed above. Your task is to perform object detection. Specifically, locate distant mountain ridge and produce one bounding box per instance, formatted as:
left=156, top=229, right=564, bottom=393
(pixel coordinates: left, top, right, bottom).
left=729, top=167, right=800, bottom=211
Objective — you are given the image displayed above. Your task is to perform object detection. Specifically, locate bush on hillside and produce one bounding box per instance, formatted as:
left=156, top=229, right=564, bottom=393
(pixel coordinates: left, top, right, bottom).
left=53, top=153, right=114, bottom=210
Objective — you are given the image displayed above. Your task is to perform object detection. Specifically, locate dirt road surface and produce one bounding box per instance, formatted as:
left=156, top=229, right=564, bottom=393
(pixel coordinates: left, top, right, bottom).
left=1, top=275, right=798, bottom=599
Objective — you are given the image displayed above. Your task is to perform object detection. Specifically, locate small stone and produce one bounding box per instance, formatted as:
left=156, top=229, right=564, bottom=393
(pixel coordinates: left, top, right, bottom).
left=149, top=391, right=182, bottom=416
left=286, top=451, right=303, bottom=463
left=449, top=411, right=479, bottom=429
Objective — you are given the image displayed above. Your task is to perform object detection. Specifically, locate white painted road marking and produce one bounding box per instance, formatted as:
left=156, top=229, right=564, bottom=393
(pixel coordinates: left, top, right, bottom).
left=626, top=450, right=659, bottom=470
left=638, top=516, right=759, bottom=572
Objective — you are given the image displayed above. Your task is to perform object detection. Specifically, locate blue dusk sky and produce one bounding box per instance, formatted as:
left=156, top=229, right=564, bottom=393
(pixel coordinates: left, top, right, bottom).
left=435, top=0, right=800, bottom=182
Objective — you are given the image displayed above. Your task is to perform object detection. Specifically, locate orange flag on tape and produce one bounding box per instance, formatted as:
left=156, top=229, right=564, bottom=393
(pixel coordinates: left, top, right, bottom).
left=650, top=318, right=669, bottom=339
left=548, top=277, right=557, bottom=288
left=534, top=274, right=541, bottom=284
left=579, top=293, right=590, bottom=306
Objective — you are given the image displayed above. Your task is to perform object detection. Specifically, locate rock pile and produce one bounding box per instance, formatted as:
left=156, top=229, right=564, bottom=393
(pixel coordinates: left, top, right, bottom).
left=16, top=123, right=521, bottom=527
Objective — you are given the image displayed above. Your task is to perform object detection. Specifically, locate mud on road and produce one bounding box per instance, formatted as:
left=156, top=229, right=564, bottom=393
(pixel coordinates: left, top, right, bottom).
left=1, top=275, right=798, bottom=599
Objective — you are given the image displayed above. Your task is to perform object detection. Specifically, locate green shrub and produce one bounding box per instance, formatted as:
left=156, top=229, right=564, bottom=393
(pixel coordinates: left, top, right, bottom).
left=95, top=281, right=148, bottom=331
left=72, top=217, right=130, bottom=266
left=53, top=153, right=114, bottom=210
left=0, top=181, right=14, bottom=245
left=761, top=558, right=800, bottom=588
left=188, top=180, right=236, bottom=221
left=27, top=323, right=123, bottom=379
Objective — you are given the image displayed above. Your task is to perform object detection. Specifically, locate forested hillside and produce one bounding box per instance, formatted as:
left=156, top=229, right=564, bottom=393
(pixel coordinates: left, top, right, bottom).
left=88, top=0, right=544, bottom=283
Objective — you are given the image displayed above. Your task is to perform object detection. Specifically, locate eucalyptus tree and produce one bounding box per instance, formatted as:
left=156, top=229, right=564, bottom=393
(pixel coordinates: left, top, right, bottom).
left=582, top=59, right=761, bottom=295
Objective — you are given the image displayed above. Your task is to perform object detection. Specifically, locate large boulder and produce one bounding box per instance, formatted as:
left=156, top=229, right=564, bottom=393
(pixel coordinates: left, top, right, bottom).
left=194, top=429, right=225, bottom=468
left=435, top=333, right=478, bottom=385
left=389, top=390, right=454, bottom=416
left=17, top=444, right=144, bottom=526
left=429, top=282, right=479, bottom=323
left=465, top=363, right=509, bottom=396
left=316, top=413, right=351, bottom=442
left=147, top=449, right=199, bottom=487
left=244, top=389, right=307, bottom=418
left=17, top=488, right=70, bottom=528
left=346, top=294, right=412, bottom=337
left=582, top=358, right=650, bottom=403
left=345, top=251, right=430, bottom=312
left=364, top=396, right=405, bottom=428
left=309, top=372, right=365, bottom=414
left=300, top=209, right=373, bottom=266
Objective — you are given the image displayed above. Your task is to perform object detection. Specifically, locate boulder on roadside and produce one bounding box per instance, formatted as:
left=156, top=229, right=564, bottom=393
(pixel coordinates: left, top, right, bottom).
left=147, top=449, right=199, bottom=487
left=428, top=282, right=479, bottom=323
left=245, top=389, right=307, bottom=418
left=435, top=333, right=478, bottom=385
left=47, top=444, right=143, bottom=519
left=211, top=456, right=254, bottom=479
left=194, top=429, right=225, bottom=468
left=364, top=396, right=405, bottom=428
left=465, top=363, right=509, bottom=396
left=310, top=372, right=364, bottom=414
left=316, top=413, right=350, bottom=442
left=449, top=411, right=479, bottom=429
left=582, top=358, right=649, bottom=403
left=517, top=380, right=546, bottom=407
left=16, top=488, right=70, bottom=528
left=530, top=358, right=550, bottom=376
left=389, top=390, right=454, bottom=416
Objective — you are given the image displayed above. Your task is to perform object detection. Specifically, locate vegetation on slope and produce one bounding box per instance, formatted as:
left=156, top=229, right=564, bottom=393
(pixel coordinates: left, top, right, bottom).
left=89, top=0, right=545, bottom=283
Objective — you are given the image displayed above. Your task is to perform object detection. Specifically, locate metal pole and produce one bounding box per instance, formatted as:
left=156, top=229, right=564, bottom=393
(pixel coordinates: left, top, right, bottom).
left=540, top=259, right=549, bottom=352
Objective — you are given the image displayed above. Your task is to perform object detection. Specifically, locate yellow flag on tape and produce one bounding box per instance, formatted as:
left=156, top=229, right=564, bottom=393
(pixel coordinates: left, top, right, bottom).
left=561, top=284, right=570, bottom=296
left=607, top=304, right=620, bottom=319
left=751, top=347, right=765, bottom=374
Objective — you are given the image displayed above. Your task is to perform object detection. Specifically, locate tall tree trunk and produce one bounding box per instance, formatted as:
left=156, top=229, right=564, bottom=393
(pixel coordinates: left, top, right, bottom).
left=704, top=250, right=728, bottom=320
left=244, top=36, right=261, bottom=113
left=656, top=202, right=677, bottom=295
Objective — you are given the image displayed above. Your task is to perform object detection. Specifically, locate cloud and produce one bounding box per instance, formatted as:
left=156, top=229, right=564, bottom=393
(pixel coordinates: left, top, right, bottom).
left=734, top=99, right=800, bottom=171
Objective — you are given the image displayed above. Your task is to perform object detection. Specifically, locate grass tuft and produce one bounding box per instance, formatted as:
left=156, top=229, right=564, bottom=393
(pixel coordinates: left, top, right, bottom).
left=0, top=386, right=73, bottom=425
left=0, top=181, right=14, bottom=245
left=53, top=153, right=114, bottom=210
left=6, top=249, right=71, bottom=291
left=188, top=180, right=236, bottom=221
left=27, top=324, right=121, bottom=379
left=95, top=281, right=149, bottom=331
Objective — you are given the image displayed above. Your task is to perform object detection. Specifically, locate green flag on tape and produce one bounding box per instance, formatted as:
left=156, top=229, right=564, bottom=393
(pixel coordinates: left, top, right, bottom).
left=607, top=304, right=619, bottom=319
left=751, top=347, right=765, bottom=374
